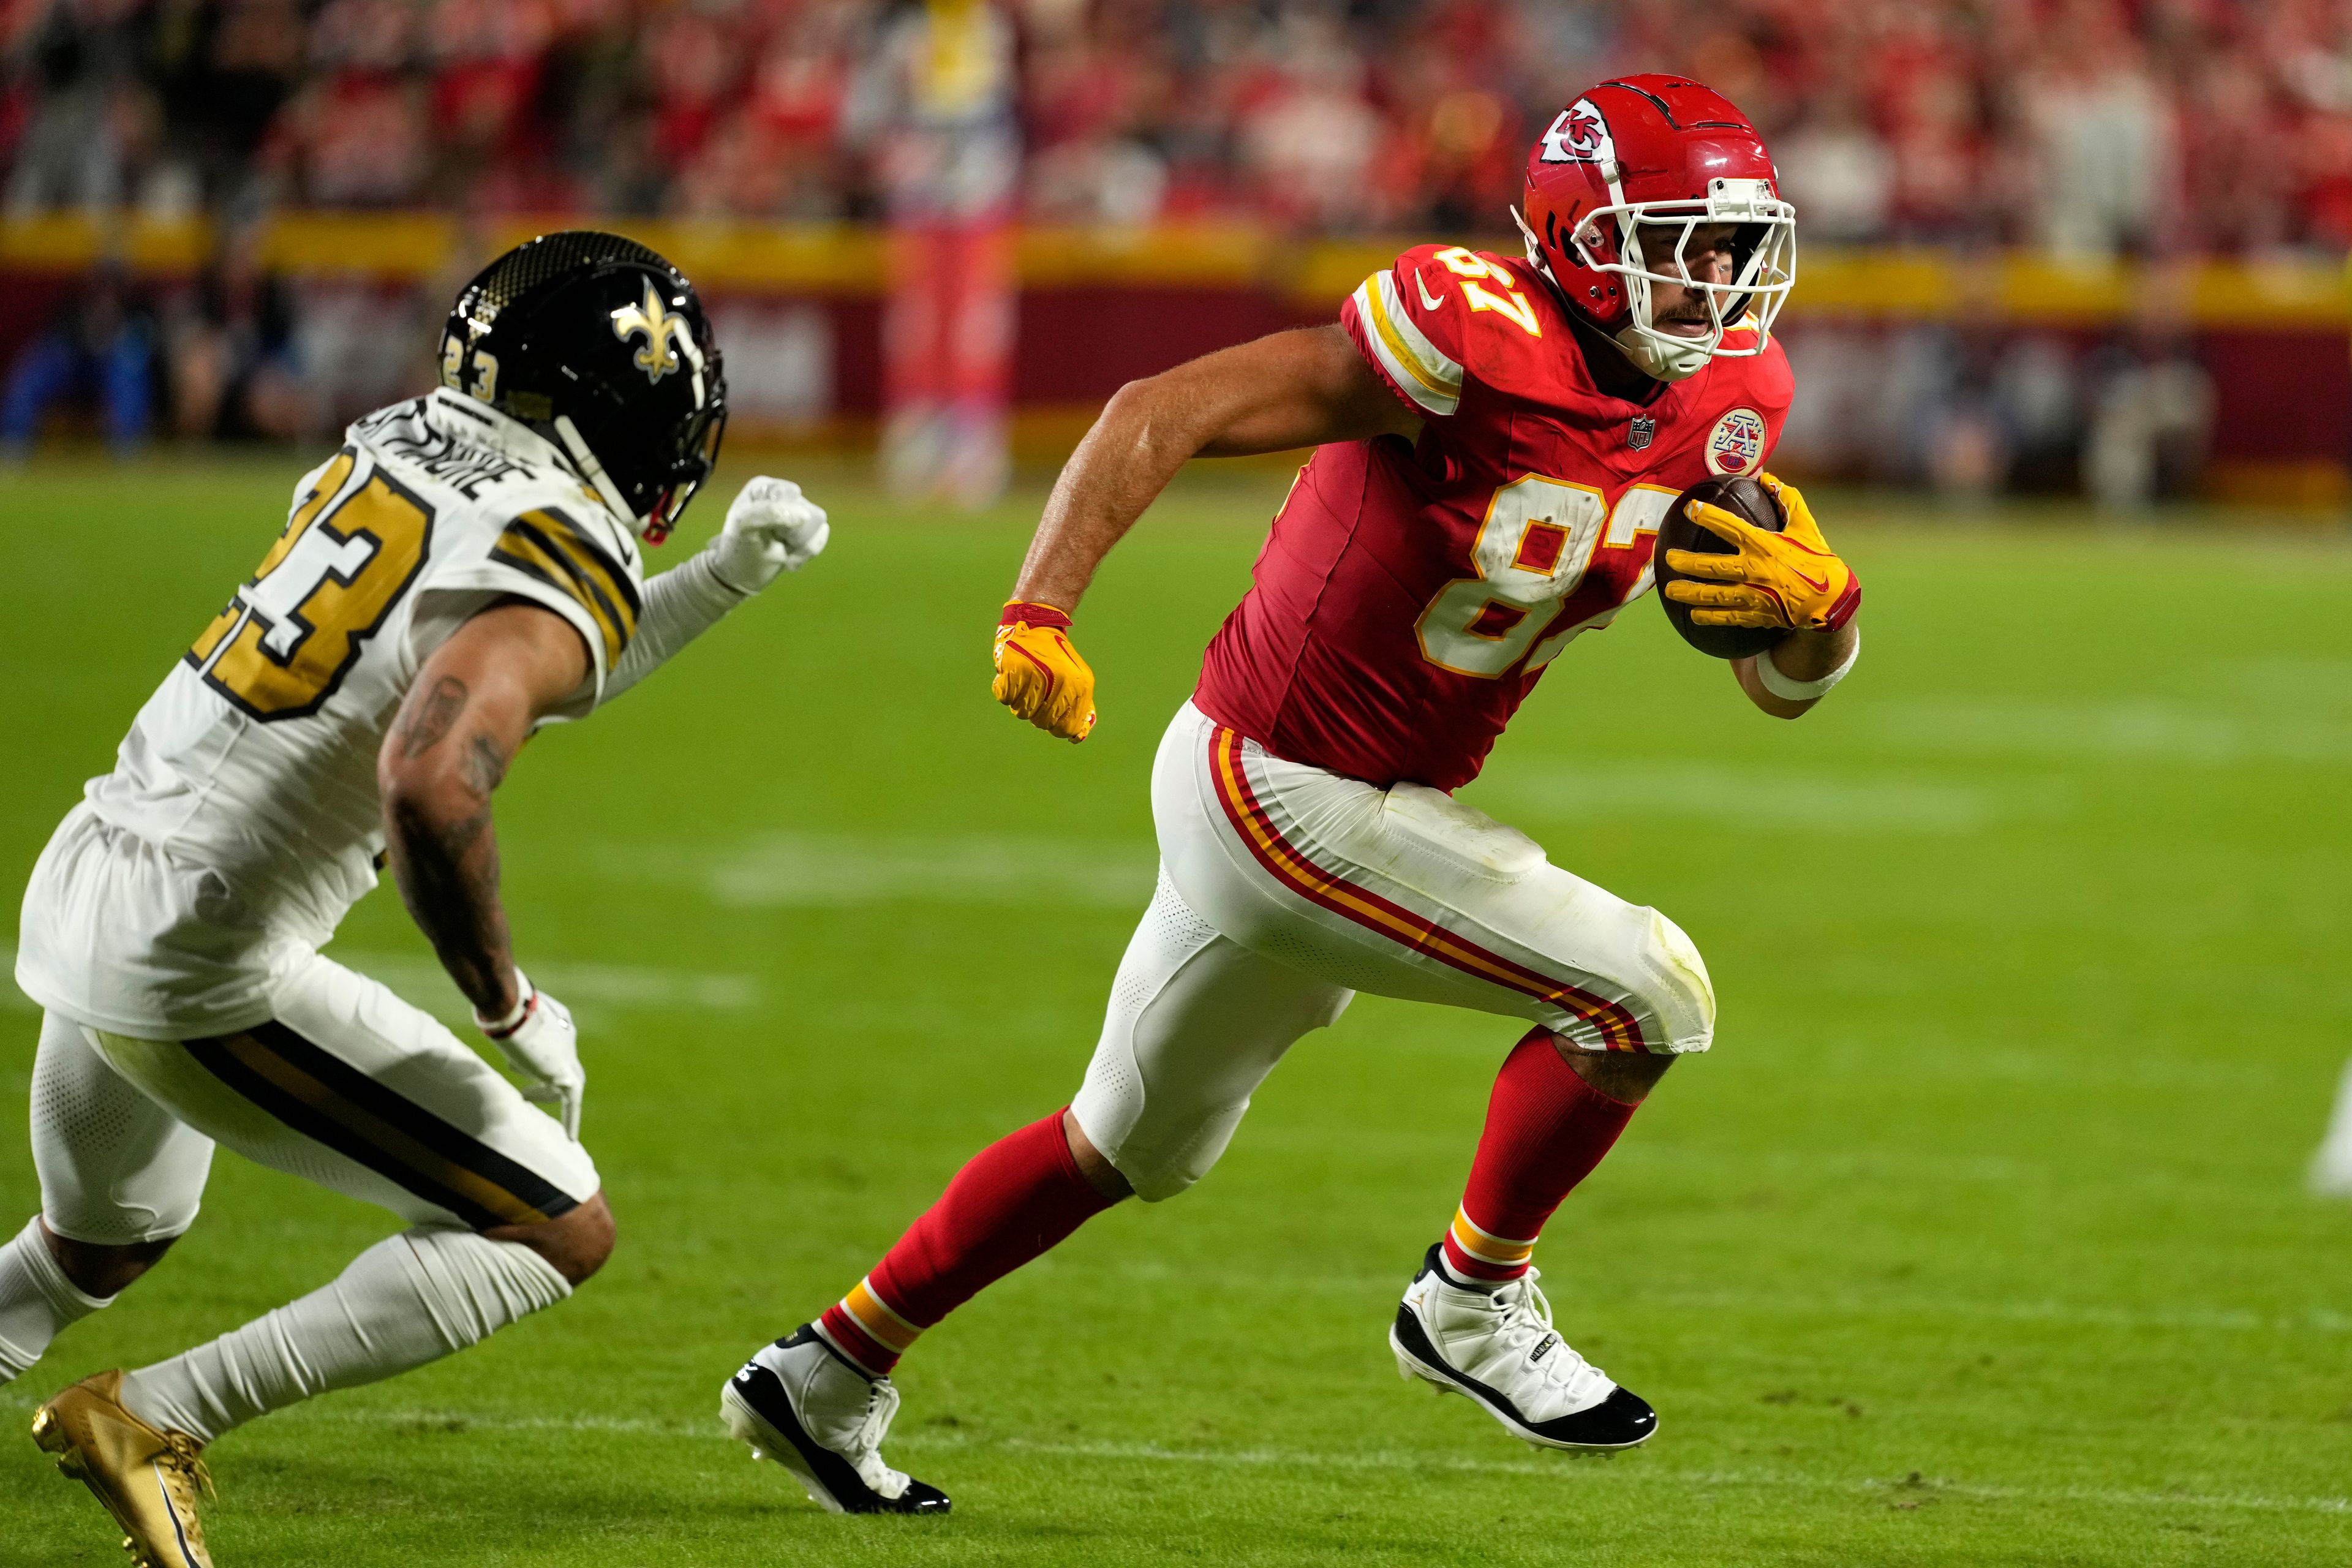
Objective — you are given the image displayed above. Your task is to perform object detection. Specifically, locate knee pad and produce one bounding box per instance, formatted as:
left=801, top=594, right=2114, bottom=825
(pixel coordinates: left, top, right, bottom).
left=1071, top=1056, right=1231, bottom=1203
left=31, top=1017, right=211, bottom=1245
left=1637, top=908, right=1717, bottom=1054
left=1101, top=1100, right=1254, bottom=1204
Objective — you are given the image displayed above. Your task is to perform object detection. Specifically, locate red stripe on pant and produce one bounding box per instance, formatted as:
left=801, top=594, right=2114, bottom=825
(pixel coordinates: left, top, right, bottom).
left=1205, top=726, right=1647, bottom=1052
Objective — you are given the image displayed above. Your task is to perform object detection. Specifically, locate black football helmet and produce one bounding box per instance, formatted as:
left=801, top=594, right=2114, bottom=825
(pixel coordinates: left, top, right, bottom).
left=439, top=230, right=726, bottom=543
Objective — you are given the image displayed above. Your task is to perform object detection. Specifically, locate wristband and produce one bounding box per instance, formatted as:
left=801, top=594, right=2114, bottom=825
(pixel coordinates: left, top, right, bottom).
left=1756, top=629, right=1860, bottom=702
left=477, top=970, right=535, bottom=1039
left=1000, top=600, right=1072, bottom=630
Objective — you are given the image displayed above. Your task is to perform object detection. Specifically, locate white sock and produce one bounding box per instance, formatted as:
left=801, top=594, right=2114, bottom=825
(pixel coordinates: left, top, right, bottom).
left=119, top=1227, right=570, bottom=1443
left=0, top=1217, right=111, bottom=1382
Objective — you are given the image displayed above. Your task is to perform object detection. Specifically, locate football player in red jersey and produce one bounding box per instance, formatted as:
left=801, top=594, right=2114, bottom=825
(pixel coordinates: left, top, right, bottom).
left=722, top=77, right=1862, bottom=1511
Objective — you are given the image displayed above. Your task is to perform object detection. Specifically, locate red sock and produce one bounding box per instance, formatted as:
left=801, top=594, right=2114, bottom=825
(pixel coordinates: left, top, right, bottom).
left=1439, top=1029, right=1638, bottom=1286
left=817, top=1109, right=1118, bottom=1375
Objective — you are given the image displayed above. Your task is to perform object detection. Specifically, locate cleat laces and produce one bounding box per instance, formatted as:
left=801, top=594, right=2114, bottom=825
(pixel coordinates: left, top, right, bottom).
left=848, top=1379, right=911, bottom=1498
left=1479, top=1268, right=1614, bottom=1412
left=160, top=1433, right=216, bottom=1500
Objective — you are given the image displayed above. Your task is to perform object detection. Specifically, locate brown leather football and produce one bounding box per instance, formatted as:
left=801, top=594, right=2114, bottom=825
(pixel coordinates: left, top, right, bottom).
left=1654, top=475, right=1790, bottom=660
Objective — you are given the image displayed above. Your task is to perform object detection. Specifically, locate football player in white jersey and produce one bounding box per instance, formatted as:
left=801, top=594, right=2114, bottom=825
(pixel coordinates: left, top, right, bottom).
left=2, top=232, right=829, bottom=1566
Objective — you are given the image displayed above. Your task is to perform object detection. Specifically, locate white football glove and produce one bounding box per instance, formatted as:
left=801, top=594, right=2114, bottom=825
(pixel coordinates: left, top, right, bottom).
left=709, top=476, right=829, bottom=595
left=477, top=970, right=584, bottom=1140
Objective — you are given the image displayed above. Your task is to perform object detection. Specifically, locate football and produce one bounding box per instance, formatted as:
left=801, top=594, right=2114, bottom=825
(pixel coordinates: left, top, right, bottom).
left=1653, top=475, right=1790, bottom=660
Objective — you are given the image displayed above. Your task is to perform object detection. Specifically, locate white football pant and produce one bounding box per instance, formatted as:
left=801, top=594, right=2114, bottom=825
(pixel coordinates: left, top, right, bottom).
left=30, top=949, right=598, bottom=1248
left=1072, top=702, right=1716, bottom=1202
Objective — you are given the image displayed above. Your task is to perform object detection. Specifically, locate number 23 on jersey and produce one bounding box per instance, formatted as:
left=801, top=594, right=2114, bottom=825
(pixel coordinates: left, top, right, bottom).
left=186, top=449, right=436, bottom=720
left=1415, top=477, right=1678, bottom=679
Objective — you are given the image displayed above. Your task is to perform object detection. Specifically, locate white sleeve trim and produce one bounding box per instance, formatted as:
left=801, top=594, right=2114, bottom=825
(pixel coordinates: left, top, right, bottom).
left=1352, top=270, right=1462, bottom=417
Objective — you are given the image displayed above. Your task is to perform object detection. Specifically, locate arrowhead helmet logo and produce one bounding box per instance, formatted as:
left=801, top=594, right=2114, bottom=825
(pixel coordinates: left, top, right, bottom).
left=610, top=280, right=691, bottom=384
left=1539, top=97, right=1615, bottom=168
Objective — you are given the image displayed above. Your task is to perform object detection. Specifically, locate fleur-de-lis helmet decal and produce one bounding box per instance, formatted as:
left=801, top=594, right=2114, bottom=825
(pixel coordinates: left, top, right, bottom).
left=610, top=280, right=693, bottom=383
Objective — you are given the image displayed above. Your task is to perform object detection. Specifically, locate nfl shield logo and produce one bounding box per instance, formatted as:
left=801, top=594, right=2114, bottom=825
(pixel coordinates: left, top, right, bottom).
left=1627, top=416, right=1655, bottom=450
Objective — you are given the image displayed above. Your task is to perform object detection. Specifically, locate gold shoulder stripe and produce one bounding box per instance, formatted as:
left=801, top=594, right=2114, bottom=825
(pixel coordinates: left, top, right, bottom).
left=491, top=510, right=638, bottom=665
left=522, top=508, right=640, bottom=635
left=492, top=525, right=622, bottom=665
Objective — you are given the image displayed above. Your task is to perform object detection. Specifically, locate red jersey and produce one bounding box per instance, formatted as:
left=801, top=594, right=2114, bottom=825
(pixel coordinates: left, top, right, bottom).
left=1191, top=243, right=1793, bottom=791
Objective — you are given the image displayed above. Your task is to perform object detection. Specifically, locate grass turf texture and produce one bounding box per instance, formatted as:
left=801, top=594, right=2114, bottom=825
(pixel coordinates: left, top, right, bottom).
left=2, top=451, right=2350, bottom=1567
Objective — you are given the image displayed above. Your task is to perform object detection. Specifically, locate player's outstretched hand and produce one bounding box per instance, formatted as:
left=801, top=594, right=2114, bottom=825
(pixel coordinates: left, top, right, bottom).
left=992, top=600, right=1098, bottom=742
left=478, top=971, right=586, bottom=1140
left=710, top=476, right=830, bottom=595
left=1661, top=474, right=1860, bottom=632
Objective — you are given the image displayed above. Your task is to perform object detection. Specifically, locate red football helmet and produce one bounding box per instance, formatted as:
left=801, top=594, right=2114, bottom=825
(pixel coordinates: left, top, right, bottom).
left=1517, top=75, right=1795, bottom=383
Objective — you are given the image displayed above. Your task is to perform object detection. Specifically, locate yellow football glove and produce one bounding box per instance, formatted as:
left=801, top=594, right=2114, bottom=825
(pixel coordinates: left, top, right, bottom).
left=1661, top=475, right=1861, bottom=633
left=992, top=600, right=1098, bottom=742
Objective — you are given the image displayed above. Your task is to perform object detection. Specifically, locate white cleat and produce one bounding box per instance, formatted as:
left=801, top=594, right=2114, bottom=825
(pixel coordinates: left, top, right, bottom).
left=720, top=1325, right=949, bottom=1515
left=1390, top=1243, right=1657, bottom=1451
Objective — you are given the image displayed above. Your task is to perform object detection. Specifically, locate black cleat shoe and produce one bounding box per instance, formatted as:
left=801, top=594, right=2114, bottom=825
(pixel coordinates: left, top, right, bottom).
left=722, top=1325, right=951, bottom=1515
left=1390, top=1243, right=1657, bottom=1451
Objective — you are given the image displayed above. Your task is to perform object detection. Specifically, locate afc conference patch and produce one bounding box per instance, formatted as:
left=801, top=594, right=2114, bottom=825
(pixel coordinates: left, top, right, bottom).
left=1704, top=407, right=1766, bottom=477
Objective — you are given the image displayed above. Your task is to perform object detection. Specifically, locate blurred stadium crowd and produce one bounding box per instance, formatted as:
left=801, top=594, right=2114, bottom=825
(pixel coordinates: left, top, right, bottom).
left=7, top=0, right=2351, bottom=248
left=3, top=0, right=2346, bottom=507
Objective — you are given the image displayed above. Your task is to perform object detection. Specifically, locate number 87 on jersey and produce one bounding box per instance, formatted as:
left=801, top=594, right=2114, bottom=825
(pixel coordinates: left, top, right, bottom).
left=1414, top=477, right=1681, bottom=680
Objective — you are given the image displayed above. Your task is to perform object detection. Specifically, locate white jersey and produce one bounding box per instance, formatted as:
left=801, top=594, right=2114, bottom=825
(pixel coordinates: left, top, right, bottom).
left=16, top=389, right=646, bottom=1038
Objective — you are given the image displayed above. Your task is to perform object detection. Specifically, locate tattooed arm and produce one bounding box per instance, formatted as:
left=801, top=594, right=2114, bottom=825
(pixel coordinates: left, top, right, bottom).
left=377, top=601, right=590, bottom=1017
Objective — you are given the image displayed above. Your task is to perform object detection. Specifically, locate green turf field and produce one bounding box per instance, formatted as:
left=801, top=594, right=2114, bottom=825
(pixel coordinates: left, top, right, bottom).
left=3, top=452, right=2351, bottom=1566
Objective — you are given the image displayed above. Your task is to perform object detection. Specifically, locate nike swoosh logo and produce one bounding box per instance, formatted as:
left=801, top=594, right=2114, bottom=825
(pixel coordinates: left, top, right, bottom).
left=1415, top=270, right=1445, bottom=312
left=1791, top=569, right=1830, bottom=592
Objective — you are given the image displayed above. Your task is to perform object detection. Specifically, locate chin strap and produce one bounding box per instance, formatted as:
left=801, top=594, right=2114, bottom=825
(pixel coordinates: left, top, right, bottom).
left=1510, top=205, right=1554, bottom=285
left=550, top=415, right=648, bottom=538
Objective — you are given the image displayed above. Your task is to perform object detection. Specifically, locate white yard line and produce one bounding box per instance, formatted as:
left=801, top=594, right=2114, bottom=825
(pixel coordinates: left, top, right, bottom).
left=1, top=946, right=756, bottom=1023
left=1869, top=699, right=2352, bottom=766
left=1086, top=1259, right=2352, bottom=1338
left=7, top=1387, right=2343, bottom=1517
left=601, top=833, right=1157, bottom=908
left=1466, top=763, right=2067, bottom=835
left=327, top=951, right=760, bottom=1019
left=273, top=1406, right=2352, bottom=1516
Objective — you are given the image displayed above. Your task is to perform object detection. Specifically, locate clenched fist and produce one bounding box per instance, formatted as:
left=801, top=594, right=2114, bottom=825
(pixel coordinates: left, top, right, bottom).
left=710, top=476, right=830, bottom=595
left=992, top=600, right=1098, bottom=742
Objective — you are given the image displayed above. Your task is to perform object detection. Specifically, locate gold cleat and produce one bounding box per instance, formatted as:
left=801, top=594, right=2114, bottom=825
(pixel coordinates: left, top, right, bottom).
left=31, top=1370, right=216, bottom=1568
